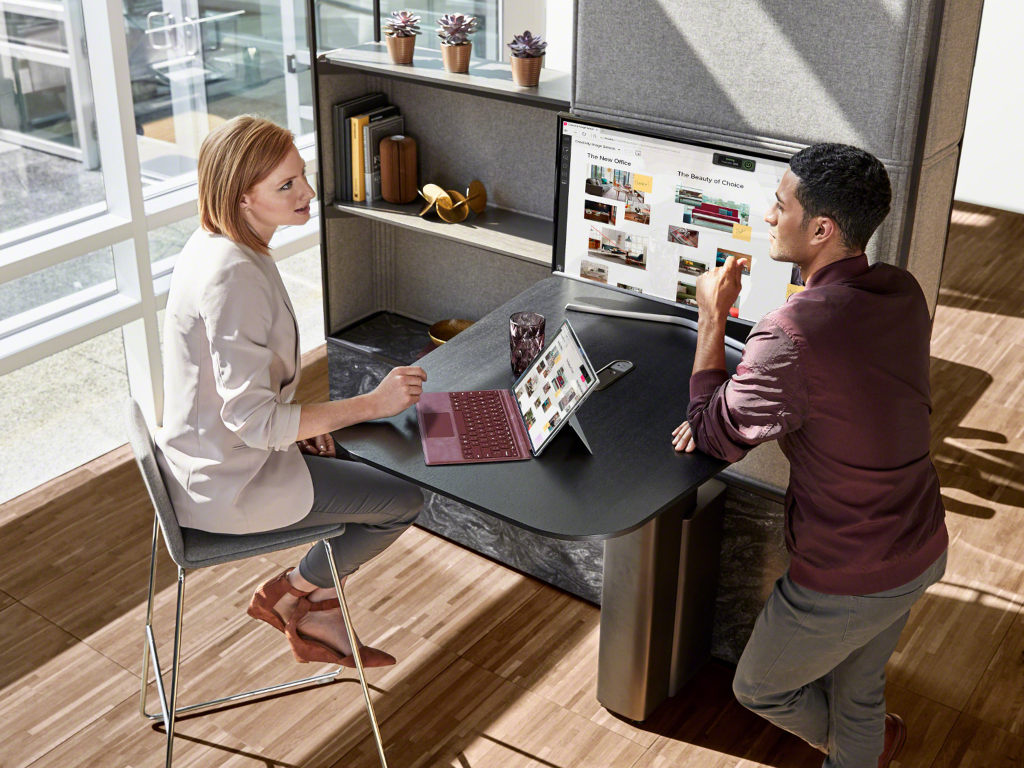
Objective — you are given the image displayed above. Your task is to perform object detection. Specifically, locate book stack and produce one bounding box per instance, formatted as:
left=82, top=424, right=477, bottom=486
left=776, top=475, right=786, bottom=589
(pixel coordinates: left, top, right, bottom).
left=333, top=93, right=406, bottom=203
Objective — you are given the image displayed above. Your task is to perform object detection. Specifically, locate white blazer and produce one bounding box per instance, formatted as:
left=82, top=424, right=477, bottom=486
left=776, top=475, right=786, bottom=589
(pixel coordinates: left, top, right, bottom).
left=156, top=228, right=314, bottom=534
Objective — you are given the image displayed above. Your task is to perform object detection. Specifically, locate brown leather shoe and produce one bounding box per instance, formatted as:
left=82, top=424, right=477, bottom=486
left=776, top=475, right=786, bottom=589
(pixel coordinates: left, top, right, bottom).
left=247, top=567, right=310, bottom=633
left=285, top=596, right=397, bottom=668
left=878, top=713, right=907, bottom=768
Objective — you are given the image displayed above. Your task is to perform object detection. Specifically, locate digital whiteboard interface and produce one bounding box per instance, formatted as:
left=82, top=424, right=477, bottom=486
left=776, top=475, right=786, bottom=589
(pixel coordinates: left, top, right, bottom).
left=554, top=116, right=803, bottom=325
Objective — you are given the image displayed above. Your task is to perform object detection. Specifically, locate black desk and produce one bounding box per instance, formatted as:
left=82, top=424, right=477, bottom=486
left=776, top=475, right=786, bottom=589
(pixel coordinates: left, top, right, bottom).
left=335, top=275, right=743, bottom=719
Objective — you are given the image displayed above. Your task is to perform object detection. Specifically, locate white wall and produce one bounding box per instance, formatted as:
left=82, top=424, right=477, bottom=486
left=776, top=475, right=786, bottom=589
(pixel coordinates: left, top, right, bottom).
left=501, top=0, right=574, bottom=72
left=544, top=0, right=574, bottom=73
left=954, top=0, right=1024, bottom=214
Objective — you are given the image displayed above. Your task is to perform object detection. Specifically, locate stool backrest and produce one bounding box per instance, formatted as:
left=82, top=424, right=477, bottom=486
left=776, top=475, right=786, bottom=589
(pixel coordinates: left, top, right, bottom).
left=124, top=398, right=188, bottom=567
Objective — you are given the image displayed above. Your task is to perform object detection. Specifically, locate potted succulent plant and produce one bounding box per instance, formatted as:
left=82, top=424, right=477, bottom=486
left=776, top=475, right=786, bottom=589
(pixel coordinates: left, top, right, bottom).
left=383, top=10, right=421, bottom=64
left=508, top=31, right=547, bottom=87
left=437, top=14, right=477, bottom=73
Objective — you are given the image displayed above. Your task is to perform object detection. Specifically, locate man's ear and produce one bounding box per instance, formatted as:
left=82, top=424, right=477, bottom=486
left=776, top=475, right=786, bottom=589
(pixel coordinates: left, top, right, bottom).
left=812, top=216, right=838, bottom=246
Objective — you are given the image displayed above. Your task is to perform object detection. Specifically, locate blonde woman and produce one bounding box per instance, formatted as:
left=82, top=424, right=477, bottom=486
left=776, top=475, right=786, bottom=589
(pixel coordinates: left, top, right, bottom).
left=156, top=116, right=426, bottom=668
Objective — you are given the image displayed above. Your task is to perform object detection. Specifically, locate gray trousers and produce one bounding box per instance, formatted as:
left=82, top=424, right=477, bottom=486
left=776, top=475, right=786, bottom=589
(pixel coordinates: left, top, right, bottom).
left=733, top=550, right=946, bottom=768
left=279, top=452, right=423, bottom=589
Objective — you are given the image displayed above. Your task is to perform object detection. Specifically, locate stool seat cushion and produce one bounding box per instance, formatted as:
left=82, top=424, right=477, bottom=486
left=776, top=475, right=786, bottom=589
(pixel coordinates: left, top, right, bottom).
left=180, top=523, right=346, bottom=570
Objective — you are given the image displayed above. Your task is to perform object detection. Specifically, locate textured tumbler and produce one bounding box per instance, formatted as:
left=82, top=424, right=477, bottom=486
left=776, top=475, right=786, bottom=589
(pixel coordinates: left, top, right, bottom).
left=510, top=312, right=545, bottom=377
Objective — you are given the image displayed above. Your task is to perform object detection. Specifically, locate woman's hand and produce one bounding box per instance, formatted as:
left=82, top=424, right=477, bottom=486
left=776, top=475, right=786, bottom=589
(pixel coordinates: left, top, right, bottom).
left=298, top=432, right=336, bottom=457
left=371, top=366, right=428, bottom=419
left=672, top=421, right=697, bottom=453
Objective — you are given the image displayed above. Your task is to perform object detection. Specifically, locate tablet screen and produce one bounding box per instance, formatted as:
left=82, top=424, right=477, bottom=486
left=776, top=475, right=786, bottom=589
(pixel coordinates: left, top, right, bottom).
left=512, top=321, right=597, bottom=454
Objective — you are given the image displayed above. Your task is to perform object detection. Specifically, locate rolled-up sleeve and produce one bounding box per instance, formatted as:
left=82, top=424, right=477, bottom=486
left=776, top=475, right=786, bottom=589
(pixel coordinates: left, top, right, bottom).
left=200, top=260, right=301, bottom=451
left=686, top=316, right=808, bottom=462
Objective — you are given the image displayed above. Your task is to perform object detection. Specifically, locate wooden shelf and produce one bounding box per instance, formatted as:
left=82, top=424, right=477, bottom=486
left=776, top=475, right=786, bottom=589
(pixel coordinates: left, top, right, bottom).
left=332, top=199, right=554, bottom=266
left=319, top=43, right=570, bottom=110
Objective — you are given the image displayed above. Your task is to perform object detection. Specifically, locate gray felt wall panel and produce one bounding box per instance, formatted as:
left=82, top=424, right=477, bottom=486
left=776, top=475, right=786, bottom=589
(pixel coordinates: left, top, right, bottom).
left=379, top=79, right=559, bottom=219
left=389, top=228, right=549, bottom=323
left=572, top=0, right=982, bottom=496
left=907, top=144, right=961, bottom=314
left=325, top=215, right=376, bottom=333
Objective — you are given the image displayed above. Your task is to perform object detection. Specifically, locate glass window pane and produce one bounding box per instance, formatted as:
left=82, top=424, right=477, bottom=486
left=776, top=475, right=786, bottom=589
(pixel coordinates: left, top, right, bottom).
left=277, top=243, right=324, bottom=355
left=317, top=1, right=500, bottom=61
left=0, top=246, right=115, bottom=324
left=0, top=3, right=105, bottom=236
left=3, top=12, right=68, bottom=53
left=149, top=214, right=199, bottom=266
left=127, top=1, right=312, bottom=193
left=0, top=327, right=129, bottom=505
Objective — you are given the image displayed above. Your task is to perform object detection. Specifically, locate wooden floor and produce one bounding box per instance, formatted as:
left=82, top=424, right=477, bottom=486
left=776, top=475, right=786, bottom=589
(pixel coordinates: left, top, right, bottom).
left=2, top=201, right=1023, bottom=767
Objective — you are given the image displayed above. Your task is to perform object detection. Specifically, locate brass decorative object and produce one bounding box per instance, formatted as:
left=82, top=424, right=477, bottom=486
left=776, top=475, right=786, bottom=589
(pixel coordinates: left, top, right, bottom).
left=417, top=179, right=487, bottom=224
left=437, top=189, right=469, bottom=223
left=429, top=318, right=474, bottom=346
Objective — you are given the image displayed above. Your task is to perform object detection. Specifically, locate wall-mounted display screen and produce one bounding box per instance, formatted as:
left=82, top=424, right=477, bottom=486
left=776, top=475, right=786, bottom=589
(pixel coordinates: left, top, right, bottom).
left=554, top=115, right=801, bottom=326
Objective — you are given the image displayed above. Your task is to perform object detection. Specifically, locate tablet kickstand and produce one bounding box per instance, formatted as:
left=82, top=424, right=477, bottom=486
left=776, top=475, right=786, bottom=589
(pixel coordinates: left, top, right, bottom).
left=569, top=413, right=594, bottom=455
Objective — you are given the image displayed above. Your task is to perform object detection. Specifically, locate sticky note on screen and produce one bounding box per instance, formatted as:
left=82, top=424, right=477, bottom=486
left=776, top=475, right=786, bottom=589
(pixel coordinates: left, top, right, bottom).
left=632, top=174, right=653, bottom=193
left=733, top=223, right=752, bottom=242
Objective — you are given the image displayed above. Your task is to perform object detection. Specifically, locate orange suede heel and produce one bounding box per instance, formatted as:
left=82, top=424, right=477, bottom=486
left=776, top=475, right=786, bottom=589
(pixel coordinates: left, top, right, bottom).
left=246, top=567, right=311, bottom=633
left=285, top=597, right=397, bottom=668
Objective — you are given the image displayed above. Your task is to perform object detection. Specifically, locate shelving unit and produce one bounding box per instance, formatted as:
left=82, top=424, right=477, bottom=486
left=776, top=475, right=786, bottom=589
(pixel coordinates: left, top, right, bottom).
left=311, top=39, right=570, bottom=336
left=319, top=43, right=571, bottom=109
left=330, top=199, right=553, bottom=266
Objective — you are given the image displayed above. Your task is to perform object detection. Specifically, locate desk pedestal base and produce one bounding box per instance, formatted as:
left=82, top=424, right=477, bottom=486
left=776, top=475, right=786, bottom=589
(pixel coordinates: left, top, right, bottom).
left=597, top=480, right=726, bottom=721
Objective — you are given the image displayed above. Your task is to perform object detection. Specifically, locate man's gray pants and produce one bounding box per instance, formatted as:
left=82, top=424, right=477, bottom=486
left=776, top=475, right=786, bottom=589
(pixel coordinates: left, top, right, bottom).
left=733, top=550, right=946, bottom=768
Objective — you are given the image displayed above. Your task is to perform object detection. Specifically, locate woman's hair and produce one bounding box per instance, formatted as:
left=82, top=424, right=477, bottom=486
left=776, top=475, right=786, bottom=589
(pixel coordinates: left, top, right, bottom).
left=198, top=115, right=294, bottom=256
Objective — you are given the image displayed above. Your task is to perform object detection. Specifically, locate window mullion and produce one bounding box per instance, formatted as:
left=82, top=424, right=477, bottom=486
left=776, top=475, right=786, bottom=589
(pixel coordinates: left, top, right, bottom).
left=84, top=0, right=163, bottom=427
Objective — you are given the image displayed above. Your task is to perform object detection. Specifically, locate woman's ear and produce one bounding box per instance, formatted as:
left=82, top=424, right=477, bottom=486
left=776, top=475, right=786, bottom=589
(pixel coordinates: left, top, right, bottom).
left=239, top=194, right=251, bottom=212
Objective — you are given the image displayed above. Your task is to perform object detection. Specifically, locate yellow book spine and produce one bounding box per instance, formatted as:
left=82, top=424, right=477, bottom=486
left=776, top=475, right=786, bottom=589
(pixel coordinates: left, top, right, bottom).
left=351, top=115, right=369, bottom=201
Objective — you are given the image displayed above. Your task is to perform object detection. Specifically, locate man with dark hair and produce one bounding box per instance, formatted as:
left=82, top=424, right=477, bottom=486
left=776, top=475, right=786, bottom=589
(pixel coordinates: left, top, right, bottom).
left=672, top=143, right=947, bottom=768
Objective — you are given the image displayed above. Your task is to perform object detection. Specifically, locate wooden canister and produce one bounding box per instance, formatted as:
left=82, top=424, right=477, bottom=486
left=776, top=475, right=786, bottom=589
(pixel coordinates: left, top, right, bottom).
left=379, top=135, right=418, bottom=204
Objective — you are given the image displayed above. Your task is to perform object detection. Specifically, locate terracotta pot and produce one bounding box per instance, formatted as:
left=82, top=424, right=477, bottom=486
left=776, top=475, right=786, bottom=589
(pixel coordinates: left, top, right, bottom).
left=511, top=55, right=543, bottom=87
left=441, top=42, right=472, bottom=73
left=385, top=34, right=416, bottom=65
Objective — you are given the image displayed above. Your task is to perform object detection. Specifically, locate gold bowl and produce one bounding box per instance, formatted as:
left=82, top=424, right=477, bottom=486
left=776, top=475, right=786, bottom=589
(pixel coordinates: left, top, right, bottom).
left=428, top=318, right=474, bottom=346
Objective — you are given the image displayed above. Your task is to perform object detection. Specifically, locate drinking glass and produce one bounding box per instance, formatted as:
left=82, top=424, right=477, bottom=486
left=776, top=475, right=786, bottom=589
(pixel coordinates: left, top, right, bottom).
left=510, top=312, right=545, bottom=377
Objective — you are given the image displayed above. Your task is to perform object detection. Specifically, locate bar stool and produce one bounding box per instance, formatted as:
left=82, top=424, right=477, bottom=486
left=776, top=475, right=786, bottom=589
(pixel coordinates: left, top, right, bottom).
left=124, top=399, right=389, bottom=768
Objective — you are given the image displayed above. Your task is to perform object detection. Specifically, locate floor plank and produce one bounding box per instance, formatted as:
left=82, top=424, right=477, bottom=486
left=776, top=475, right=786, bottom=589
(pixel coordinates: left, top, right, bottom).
left=885, top=683, right=960, bottom=768
left=26, top=549, right=296, bottom=678
left=887, top=569, right=1022, bottom=711
left=464, top=583, right=659, bottom=748
left=28, top=692, right=269, bottom=768
left=0, top=458, right=152, bottom=599
left=335, top=657, right=647, bottom=768
left=964, top=607, right=1024, bottom=736
left=630, top=661, right=823, bottom=768
left=327, top=525, right=545, bottom=656
left=168, top=600, right=461, bottom=767
left=930, top=712, right=1024, bottom=768
left=0, top=603, right=138, bottom=768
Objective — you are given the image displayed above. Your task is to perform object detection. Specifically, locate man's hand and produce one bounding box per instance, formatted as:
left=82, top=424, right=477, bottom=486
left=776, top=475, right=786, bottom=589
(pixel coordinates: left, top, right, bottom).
left=672, top=421, right=697, bottom=453
left=298, top=433, right=336, bottom=457
left=696, top=255, right=749, bottom=320
left=371, top=366, right=428, bottom=418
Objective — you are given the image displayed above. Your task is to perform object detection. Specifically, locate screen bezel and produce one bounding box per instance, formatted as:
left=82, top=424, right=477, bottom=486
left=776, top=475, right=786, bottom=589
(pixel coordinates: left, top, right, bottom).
left=552, top=112, right=792, bottom=332
left=509, top=319, right=599, bottom=457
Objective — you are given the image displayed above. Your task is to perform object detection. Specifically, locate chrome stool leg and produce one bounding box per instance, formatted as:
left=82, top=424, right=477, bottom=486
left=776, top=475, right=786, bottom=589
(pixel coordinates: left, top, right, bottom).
left=165, top=567, right=186, bottom=768
left=324, top=538, right=389, bottom=768
left=140, top=515, right=160, bottom=719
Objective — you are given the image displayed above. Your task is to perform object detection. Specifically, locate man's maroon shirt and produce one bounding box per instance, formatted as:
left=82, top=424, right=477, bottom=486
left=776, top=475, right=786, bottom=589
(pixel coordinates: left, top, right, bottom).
left=688, top=254, right=947, bottom=595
